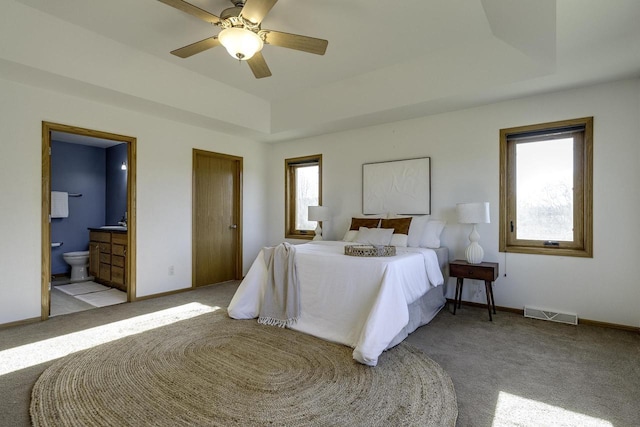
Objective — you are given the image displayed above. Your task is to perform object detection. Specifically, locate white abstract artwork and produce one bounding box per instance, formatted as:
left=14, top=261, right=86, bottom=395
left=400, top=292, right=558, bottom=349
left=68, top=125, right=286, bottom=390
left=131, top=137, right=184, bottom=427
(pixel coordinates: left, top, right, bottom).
left=363, top=157, right=431, bottom=215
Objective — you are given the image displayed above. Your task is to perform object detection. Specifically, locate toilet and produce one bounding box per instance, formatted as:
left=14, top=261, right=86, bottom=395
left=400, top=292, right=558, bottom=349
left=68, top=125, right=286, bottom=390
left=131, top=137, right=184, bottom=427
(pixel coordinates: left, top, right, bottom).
left=62, top=251, right=90, bottom=282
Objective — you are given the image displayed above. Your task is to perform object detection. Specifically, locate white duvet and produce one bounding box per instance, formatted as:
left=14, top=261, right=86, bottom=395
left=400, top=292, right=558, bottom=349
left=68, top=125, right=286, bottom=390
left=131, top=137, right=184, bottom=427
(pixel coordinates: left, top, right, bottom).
left=227, top=241, right=444, bottom=366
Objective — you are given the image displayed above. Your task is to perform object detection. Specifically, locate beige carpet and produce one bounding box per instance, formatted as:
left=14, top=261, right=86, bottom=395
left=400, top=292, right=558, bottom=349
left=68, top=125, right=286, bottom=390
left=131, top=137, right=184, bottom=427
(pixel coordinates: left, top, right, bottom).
left=30, top=310, right=457, bottom=426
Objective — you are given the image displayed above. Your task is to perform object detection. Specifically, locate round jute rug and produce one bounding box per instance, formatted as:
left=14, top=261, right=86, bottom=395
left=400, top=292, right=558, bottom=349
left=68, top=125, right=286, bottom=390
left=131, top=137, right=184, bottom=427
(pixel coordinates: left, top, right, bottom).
left=31, top=310, right=457, bottom=426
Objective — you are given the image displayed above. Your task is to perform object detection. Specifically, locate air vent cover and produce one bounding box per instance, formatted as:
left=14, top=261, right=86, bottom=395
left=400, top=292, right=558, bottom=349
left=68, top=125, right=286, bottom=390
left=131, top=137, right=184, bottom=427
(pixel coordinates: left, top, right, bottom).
left=524, top=306, right=578, bottom=325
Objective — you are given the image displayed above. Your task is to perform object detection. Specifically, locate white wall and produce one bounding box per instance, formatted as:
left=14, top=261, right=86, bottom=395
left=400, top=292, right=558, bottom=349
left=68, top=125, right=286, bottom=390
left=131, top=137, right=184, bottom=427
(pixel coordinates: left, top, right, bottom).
left=266, top=78, right=640, bottom=328
left=2, top=71, right=638, bottom=329
left=0, top=77, right=268, bottom=324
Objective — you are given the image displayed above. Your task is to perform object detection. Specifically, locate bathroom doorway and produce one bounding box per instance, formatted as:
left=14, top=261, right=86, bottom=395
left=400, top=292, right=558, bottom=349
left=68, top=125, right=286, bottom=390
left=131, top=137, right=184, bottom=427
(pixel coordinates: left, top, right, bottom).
left=41, top=122, right=137, bottom=320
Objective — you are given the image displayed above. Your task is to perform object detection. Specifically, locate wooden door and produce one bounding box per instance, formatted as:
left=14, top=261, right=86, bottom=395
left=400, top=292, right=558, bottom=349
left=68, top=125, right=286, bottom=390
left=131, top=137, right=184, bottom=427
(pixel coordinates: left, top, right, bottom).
left=193, top=150, right=242, bottom=286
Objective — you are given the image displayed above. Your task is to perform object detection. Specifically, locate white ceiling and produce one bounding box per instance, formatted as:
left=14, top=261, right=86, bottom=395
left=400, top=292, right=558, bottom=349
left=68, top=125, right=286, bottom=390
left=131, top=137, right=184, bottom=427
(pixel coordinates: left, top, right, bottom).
left=11, top=0, right=640, bottom=142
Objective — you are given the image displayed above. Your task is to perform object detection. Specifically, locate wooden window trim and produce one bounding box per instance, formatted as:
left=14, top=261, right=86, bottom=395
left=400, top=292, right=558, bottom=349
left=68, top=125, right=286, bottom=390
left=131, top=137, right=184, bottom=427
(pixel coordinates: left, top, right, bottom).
left=285, top=154, right=322, bottom=239
left=499, top=117, right=593, bottom=257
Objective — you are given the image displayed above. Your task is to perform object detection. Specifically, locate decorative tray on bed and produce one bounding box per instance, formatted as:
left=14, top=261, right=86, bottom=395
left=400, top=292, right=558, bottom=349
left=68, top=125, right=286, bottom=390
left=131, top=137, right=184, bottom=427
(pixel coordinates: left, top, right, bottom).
left=344, top=245, right=396, bottom=257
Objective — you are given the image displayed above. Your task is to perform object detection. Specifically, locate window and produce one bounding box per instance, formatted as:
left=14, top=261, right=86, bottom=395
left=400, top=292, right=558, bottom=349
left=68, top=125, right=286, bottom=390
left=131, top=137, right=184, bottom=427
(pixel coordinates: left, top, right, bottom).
left=285, top=155, right=322, bottom=239
left=499, top=117, right=593, bottom=257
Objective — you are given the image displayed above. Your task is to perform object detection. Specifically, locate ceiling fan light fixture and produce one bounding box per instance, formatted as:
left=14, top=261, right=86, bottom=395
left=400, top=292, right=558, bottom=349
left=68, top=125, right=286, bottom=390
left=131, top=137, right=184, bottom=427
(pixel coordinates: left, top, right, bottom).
left=218, top=27, right=263, bottom=60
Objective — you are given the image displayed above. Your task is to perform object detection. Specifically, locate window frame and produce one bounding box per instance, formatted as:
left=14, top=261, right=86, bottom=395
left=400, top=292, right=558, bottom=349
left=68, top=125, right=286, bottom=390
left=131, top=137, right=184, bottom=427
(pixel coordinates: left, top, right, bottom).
left=499, top=117, right=593, bottom=257
left=285, top=154, right=322, bottom=239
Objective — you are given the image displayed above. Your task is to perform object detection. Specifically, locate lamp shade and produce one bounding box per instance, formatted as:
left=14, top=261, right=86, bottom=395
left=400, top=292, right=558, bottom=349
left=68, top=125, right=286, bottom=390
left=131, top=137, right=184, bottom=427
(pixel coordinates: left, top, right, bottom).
left=218, top=27, right=263, bottom=60
left=308, top=206, right=330, bottom=222
left=457, top=202, right=490, bottom=224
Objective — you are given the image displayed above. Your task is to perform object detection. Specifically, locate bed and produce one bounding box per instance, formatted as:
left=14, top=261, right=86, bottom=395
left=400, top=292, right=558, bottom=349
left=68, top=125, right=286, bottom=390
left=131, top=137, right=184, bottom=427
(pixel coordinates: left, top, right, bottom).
left=228, top=238, right=448, bottom=366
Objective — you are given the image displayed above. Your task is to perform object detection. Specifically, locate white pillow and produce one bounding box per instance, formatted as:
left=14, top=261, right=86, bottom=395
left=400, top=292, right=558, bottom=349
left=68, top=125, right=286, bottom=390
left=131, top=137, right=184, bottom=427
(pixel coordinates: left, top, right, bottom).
left=355, top=227, right=394, bottom=246
left=420, top=220, right=446, bottom=248
left=406, top=215, right=430, bottom=247
left=386, top=214, right=429, bottom=248
left=342, top=215, right=384, bottom=242
left=342, top=230, right=358, bottom=242
left=390, top=233, right=409, bottom=247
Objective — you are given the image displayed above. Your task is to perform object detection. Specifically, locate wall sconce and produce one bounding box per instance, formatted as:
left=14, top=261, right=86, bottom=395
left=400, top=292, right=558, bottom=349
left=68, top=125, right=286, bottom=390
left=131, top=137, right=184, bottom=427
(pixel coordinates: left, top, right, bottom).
left=121, top=162, right=127, bottom=171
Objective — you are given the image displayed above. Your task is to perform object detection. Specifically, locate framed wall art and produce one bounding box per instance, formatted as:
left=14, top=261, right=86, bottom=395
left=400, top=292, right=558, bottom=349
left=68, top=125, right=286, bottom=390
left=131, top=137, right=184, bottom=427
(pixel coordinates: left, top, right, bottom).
left=362, top=157, right=431, bottom=215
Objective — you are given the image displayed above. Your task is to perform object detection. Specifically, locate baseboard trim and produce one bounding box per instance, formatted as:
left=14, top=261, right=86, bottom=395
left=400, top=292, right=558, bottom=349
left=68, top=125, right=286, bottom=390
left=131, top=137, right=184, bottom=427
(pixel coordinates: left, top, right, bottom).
left=134, top=286, right=194, bottom=302
left=578, top=318, right=640, bottom=333
left=0, top=316, right=41, bottom=330
left=134, top=281, right=241, bottom=302
left=446, top=298, right=523, bottom=315
left=446, top=299, right=639, bottom=333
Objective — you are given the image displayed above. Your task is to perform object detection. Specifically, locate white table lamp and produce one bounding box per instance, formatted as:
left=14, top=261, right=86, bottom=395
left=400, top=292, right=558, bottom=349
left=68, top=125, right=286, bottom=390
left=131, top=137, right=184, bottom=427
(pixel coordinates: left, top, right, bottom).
left=457, top=202, right=490, bottom=264
left=308, top=206, right=330, bottom=240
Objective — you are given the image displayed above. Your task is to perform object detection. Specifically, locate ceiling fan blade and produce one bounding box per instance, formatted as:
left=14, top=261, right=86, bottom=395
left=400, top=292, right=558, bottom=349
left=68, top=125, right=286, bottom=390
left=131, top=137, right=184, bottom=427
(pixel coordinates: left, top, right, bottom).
left=240, top=0, right=278, bottom=25
left=264, top=30, right=328, bottom=55
left=247, top=52, right=272, bottom=79
left=157, top=0, right=220, bottom=25
left=171, top=37, right=221, bottom=58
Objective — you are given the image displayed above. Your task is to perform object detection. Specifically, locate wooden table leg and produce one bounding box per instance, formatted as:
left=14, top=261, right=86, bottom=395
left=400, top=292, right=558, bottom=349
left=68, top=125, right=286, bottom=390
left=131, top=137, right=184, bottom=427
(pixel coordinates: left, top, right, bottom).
left=453, top=277, right=463, bottom=315
left=484, top=280, right=493, bottom=321
left=489, top=281, right=496, bottom=314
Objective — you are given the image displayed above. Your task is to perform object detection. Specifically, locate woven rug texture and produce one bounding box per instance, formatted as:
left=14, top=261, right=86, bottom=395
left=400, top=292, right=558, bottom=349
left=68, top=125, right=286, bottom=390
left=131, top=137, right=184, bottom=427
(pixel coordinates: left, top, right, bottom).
left=30, top=309, right=457, bottom=426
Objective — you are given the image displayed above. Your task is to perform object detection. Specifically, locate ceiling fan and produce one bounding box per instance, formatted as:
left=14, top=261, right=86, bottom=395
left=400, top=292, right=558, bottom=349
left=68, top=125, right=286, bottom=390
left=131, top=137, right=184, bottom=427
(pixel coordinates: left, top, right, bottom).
left=158, top=0, right=329, bottom=78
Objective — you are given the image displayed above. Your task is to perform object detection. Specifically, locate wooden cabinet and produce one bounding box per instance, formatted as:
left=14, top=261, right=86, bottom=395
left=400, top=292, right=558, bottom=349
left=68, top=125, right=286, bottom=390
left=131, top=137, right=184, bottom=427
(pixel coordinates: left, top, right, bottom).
left=89, top=231, right=111, bottom=283
left=110, top=233, right=127, bottom=290
left=89, top=230, right=127, bottom=292
left=89, top=241, right=100, bottom=279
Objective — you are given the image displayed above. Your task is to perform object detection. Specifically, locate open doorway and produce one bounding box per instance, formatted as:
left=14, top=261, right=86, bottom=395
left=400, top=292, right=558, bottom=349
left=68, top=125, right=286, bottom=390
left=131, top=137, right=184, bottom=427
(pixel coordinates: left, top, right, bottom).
left=41, top=122, right=137, bottom=320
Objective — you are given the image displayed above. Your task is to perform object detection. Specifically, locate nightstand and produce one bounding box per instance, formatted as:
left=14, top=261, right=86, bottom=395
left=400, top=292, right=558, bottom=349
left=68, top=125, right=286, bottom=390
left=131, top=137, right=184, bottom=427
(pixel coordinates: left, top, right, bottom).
left=449, top=260, right=499, bottom=321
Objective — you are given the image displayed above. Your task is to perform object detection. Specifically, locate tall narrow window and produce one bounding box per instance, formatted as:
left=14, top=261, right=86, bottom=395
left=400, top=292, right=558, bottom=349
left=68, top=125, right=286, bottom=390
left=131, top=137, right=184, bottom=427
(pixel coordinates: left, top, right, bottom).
left=285, top=155, right=322, bottom=239
left=499, top=117, right=593, bottom=257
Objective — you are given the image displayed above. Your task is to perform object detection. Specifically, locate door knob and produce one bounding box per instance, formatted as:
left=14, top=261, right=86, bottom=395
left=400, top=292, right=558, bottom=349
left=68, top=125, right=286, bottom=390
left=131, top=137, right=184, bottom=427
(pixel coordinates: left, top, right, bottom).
left=229, top=224, right=238, bottom=229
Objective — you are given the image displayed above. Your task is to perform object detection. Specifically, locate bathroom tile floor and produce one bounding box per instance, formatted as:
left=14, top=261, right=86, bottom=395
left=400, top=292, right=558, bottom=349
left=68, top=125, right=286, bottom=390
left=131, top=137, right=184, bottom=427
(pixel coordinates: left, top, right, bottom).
left=50, top=287, right=94, bottom=317
left=50, top=277, right=127, bottom=317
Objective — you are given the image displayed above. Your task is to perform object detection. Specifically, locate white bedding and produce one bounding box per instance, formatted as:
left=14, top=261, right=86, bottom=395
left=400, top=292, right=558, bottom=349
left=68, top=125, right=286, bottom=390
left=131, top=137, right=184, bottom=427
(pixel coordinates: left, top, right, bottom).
left=227, top=241, right=444, bottom=366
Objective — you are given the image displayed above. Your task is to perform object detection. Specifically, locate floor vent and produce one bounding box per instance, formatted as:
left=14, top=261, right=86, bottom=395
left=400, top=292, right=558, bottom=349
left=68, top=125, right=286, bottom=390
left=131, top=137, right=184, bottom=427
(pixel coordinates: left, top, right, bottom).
left=524, top=306, right=578, bottom=325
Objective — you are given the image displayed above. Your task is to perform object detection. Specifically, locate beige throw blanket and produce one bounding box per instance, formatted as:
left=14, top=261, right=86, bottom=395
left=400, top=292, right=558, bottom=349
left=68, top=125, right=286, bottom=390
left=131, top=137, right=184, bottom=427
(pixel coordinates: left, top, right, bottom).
left=258, top=242, right=299, bottom=328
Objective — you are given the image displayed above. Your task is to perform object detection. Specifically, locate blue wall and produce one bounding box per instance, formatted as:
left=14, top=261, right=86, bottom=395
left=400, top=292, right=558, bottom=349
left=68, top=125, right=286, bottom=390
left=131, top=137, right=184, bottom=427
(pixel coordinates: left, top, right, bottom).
left=50, top=141, right=128, bottom=275
left=106, top=143, right=128, bottom=225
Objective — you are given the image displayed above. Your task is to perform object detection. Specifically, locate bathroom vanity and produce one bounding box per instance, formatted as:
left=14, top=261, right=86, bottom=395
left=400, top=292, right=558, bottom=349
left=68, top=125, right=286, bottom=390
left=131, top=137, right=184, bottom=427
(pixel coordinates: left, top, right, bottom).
left=89, top=228, right=127, bottom=292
